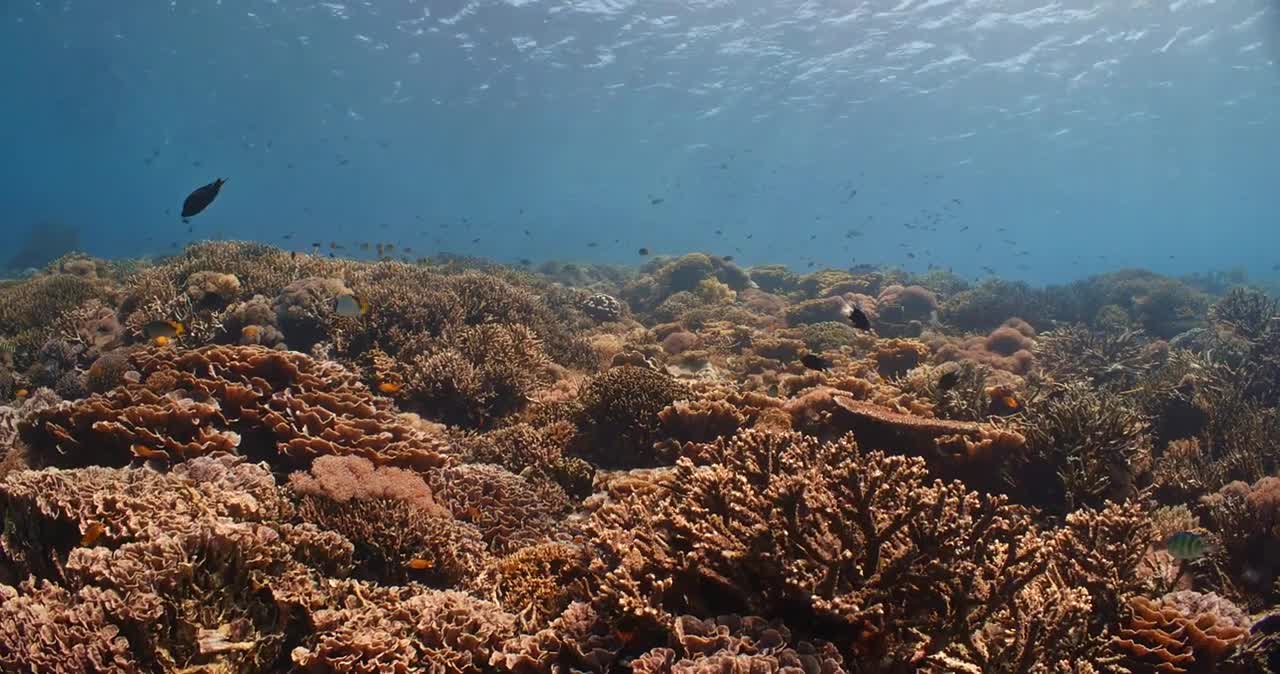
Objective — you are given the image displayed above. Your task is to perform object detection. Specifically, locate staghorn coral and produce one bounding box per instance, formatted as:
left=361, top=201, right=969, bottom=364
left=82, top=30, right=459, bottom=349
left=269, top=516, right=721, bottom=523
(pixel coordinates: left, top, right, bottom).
left=20, top=344, right=456, bottom=470
left=585, top=429, right=1049, bottom=667
left=1210, top=287, right=1278, bottom=341
left=1005, top=383, right=1152, bottom=515
left=571, top=366, right=690, bottom=468
left=1035, top=323, right=1165, bottom=390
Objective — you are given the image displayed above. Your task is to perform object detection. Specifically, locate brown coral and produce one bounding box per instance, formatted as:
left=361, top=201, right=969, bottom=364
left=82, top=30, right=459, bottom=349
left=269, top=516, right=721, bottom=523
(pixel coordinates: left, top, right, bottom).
left=571, top=366, right=690, bottom=468
left=585, top=429, right=1048, bottom=666
left=20, top=345, right=456, bottom=470
left=1111, top=593, right=1249, bottom=673
left=292, top=582, right=517, bottom=674
left=927, top=318, right=1036, bottom=376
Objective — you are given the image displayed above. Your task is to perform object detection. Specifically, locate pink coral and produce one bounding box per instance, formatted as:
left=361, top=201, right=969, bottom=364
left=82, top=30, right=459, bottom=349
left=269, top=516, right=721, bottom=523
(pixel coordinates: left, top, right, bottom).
left=928, top=317, right=1037, bottom=375
left=288, top=455, right=446, bottom=516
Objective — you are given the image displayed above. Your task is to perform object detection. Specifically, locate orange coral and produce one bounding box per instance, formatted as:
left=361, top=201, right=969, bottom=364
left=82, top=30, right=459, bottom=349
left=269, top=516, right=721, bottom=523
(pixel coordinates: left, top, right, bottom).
left=1111, top=593, right=1249, bottom=673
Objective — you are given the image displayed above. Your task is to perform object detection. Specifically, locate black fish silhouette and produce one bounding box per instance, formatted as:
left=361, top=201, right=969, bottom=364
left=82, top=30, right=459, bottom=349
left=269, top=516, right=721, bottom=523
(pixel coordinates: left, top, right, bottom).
left=181, top=178, right=226, bottom=221
left=800, top=354, right=832, bottom=371
left=848, top=305, right=871, bottom=331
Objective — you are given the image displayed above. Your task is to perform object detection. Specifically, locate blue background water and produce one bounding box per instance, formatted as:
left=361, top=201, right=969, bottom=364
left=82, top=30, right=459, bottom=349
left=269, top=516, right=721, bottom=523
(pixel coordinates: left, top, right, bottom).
left=2, top=0, right=1277, bottom=284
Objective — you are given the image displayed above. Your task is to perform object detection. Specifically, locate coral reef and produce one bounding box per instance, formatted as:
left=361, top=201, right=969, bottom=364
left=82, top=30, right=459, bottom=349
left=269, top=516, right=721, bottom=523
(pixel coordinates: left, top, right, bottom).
left=1, top=243, right=1277, bottom=673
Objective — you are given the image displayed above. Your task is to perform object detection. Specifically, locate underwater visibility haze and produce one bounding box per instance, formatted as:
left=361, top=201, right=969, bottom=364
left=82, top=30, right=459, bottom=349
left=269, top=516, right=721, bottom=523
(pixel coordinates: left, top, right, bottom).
left=6, top=1, right=1280, bottom=673
left=3, top=0, right=1280, bottom=280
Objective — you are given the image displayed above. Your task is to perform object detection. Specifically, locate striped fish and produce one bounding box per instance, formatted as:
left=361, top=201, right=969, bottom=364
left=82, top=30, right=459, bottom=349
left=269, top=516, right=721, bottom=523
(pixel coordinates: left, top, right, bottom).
left=1166, top=531, right=1209, bottom=560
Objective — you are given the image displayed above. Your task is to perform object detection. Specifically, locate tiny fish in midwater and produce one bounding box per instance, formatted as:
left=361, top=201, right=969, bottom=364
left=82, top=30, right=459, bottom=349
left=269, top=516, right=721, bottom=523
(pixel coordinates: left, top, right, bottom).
left=333, top=294, right=370, bottom=318
left=800, top=354, right=832, bottom=371
left=650, top=197, right=664, bottom=205
left=638, top=247, right=650, bottom=256
left=181, top=178, right=226, bottom=222
left=1166, top=531, right=1209, bottom=560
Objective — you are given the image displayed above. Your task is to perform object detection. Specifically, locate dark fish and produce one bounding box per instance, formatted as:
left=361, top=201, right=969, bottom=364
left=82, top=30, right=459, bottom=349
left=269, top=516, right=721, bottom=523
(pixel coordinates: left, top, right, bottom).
left=650, top=197, right=664, bottom=205
left=800, top=354, right=832, bottom=371
left=638, top=247, right=650, bottom=256
left=848, top=305, right=871, bottom=331
left=938, top=370, right=959, bottom=391
left=181, top=178, right=226, bottom=220
left=723, top=255, right=733, bottom=262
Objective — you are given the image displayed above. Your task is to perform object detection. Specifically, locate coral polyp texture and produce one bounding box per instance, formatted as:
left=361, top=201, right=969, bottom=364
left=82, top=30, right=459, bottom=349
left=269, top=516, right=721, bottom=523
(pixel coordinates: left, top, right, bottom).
left=0, top=241, right=1278, bottom=673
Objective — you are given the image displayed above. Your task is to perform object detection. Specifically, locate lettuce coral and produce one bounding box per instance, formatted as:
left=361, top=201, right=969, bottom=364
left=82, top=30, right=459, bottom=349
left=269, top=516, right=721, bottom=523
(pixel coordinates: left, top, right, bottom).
left=20, top=345, right=456, bottom=470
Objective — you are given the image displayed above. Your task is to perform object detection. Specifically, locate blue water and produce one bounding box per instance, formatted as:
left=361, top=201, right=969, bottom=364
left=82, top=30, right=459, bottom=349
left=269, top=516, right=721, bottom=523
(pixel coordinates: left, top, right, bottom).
left=3, top=0, right=1278, bottom=284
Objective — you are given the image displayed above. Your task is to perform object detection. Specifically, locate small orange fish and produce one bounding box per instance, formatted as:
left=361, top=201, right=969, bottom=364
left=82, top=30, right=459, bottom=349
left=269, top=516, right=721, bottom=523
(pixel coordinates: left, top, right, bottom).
left=81, top=522, right=106, bottom=547
left=153, top=335, right=170, bottom=347
left=377, top=381, right=401, bottom=394
left=132, top=444, right=169, bottom=461
left=404, top=558, right=434, bottom=570
left=614, top=629, right=636, bottom=645
left=241, top=325, right=261, bottom=339
left=1002, top=395, right=1020, bottom=411
left=14, top=388, right=29, bottom=399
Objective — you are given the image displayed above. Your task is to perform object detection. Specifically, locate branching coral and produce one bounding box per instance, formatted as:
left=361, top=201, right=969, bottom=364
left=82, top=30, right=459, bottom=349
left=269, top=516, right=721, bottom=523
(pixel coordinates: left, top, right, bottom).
left=403, top=323, right=552, bottom=428
left=472, top=542, right=593, bottom=632
left=1035, top=323, right=1165, bottom=390
left=571, top=366, right=690, bottom=468
left=585, top=430, right=1049, bottom=667
left=1005, top=383, right=1151, bottom=515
